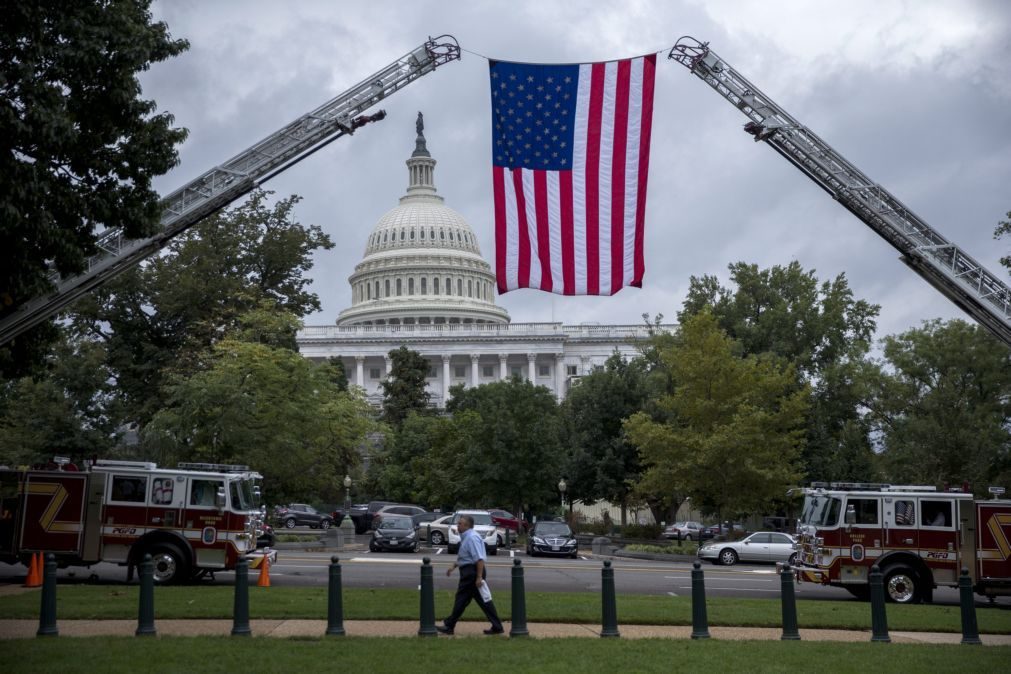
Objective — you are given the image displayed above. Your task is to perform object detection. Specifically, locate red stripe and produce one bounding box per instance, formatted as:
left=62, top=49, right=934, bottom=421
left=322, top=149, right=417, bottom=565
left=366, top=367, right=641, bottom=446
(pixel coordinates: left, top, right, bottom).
left=633, top=54, right=655, bottom=287
left=533, top=171, right=552, bottom=292
left=585, top=63, right=605, bottom=295
left=512, top=169, right=531, bottom=288
left=610, top=59, right=631, bottom=295
left=560, top=171, right=575, bottom=295
left=493, top=166, right=508, bottom=294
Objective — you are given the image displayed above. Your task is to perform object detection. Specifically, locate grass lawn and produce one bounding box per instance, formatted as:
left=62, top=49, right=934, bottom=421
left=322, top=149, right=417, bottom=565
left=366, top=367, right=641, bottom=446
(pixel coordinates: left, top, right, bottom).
left=3, top=636, right=1008, bottom=673
left=2, top=586, right=1009, bottom=634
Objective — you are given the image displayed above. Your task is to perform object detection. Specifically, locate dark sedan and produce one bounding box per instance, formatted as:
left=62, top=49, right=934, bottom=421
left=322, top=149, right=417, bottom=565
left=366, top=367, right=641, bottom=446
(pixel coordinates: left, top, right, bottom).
left=369, top=516, right=419, bottom=553
left=527, top=521, right=578, bottom=558
left=275, top=503, right=333, bottom=529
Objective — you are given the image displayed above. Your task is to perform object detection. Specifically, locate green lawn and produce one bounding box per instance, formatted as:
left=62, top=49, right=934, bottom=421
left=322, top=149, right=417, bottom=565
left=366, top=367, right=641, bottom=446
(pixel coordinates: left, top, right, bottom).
left=3, top=637, right=1007, bottom=673
left=2, top=586, right=1009, bottom=634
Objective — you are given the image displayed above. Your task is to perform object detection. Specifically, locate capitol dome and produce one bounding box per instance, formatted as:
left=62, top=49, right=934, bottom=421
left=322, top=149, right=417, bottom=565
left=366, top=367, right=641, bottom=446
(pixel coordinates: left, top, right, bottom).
left=337, top=114, right=510, bottom=326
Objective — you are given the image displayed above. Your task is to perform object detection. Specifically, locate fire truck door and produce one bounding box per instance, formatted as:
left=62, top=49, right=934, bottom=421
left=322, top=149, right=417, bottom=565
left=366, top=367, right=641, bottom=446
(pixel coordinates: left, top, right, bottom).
left=885, top=496, right=919, bottom=551
left=149, top=474, right=184, bottom=529
left=21, top=472, right=89, bottom=554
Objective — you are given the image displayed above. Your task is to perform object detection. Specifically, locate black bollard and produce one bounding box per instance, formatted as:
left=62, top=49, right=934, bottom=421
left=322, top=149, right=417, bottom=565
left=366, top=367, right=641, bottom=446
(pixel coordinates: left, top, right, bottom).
left=958, top=567, right=982, bottom=645
left=510, top=559, right=529, bottom=637
left=690, top=561, right=710, bottom=639
left=326, top=555, right=346, bottom=636
left=36, top=553, right=58, bottom=637
left=600, top=560, right=620, bottom=638
left=779, top=565, right=800, bottom=640
left=136, top=554, right=157, bottom=636
left=231, top=558, right=251, bottom=636
left=418, top=557, right=437, bottom=636
left=869, top=564, right=890, bottom=643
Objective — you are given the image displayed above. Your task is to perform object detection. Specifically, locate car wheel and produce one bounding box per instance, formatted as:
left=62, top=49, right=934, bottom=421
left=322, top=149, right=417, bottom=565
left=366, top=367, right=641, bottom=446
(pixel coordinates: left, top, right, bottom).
left=147, top=543, right=189, bottom=585
left=884, top=566, right=921, bottom=604
left=570, top=552, right=578, bottom=559
left=320, top=519, right=331, bottom=530
left=719, top=548, right=738, bottom=566
left=685, top=534, right=693, bottom=541
left=369, top=541, right=378, bottom=552
left=284, top=518, right=296, bottom=529
left=497, top=534, right=504, bottom=546
left=788, top=552, right=798, bottom=566
left=430, top=531, right=445, bottom=546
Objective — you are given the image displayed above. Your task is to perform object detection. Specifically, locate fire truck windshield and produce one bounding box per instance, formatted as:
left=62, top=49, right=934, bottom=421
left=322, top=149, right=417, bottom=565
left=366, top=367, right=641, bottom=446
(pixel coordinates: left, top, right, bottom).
left=800, top=495, right=841, bottom=527
left=229, top=479, right=260, bottom=510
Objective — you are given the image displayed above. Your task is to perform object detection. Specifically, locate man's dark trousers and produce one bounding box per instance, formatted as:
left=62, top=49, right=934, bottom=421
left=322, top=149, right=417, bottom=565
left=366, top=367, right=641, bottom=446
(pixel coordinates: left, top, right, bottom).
left=444, top=563, right=503, bottom=631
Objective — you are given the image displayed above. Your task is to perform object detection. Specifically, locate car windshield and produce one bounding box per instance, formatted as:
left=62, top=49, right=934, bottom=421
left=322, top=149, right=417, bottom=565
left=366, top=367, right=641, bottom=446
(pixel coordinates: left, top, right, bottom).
left=459, top=513, right=492, bottom=526
left=535, top=522, right=572, bottom=536
left=380, top=517, right=412, bottom=530
left=800, top=495, right=842, bottom=527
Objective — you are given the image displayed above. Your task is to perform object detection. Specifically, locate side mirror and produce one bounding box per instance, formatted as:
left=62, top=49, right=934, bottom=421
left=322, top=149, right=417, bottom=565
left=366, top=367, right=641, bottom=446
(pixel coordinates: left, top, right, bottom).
left=215, top=486, right=226, bottom=509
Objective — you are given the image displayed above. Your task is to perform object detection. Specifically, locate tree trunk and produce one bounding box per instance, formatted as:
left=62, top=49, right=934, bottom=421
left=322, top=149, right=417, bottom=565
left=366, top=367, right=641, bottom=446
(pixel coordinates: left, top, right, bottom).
left=620, top=497, right=627, bottom=527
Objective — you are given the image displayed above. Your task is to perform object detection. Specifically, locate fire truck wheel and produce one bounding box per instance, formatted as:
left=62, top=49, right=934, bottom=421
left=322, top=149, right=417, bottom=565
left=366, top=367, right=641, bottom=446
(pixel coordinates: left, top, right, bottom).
left=284, top=518, right=297, bottom=529
left=148, top=543, right=188, bottom=584
left=719, top=548, right=739, bottom=566
left=883, top=566, right=921, bottom=604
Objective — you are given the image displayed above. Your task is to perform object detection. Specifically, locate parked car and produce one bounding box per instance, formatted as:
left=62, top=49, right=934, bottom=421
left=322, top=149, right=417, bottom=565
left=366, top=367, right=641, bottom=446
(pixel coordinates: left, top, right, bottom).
left=369, top=515, right=419, bottom=553
left=662, top=521, right=705, bottom=540
left=274, top=503, right=333, bottom=529
left=346, top=500, right=396, bottom=534
left=412, top=511, right=443, bottom=531
left=489, top=508, right=528, bottom=533
left=447, top=510, right=499, bottom=555
left=372, top=504, right=428, bottom=529
left=697, top=531, right=798, bottom=566
left=527, top=520, right=578, bottom=558
left=705, top=522, right=746, bottom=539
left=418, top=514, right=454, bottom=545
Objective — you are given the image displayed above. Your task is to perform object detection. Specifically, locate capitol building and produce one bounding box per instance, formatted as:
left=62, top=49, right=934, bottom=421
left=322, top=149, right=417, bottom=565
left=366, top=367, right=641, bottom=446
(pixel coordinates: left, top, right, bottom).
left=296, top=118, right=662, bottom=406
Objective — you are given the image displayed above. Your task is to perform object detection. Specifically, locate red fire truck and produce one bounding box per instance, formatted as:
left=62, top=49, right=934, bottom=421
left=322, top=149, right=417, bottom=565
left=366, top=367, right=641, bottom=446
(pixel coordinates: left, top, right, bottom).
left=0, top=459, right=276, bottom=584
left=792, top=482, right=1011, bottom=603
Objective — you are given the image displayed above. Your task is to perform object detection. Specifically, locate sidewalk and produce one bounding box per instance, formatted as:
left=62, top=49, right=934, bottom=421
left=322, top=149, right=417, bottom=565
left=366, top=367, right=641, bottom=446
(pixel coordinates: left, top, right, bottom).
left=1, top=619, right=1009, bottom=644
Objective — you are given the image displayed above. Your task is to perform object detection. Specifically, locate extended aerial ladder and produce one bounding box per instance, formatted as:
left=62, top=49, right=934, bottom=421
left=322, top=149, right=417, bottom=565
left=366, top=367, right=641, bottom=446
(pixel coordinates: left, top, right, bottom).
left=0, top=36, right=461, bottom=346
left=670, top=37, right=1011, bottom=347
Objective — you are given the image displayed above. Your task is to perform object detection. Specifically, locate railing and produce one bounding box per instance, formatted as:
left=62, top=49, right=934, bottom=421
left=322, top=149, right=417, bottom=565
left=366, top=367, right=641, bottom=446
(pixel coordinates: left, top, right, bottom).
left=297, top=323, right=673, bottom=341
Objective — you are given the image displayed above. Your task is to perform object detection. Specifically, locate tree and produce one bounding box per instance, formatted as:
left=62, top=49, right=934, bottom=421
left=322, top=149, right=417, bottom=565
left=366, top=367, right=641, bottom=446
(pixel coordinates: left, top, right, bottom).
left=561, top=353, right=648, bottom=525
left=445, top=379, right=565, bottom=517
left=996, top=209, right=1011, bottom=274
left=679, top=261, right=879, bottom=482
left=625, top=312, right=809, bottom=521
left=381, top=347, right=431, bottom=428
left=143, top=309, right=374, bottom=504
left=1, top=0, right=188, bottom=377
left=869, top=319, right=1011, bottom=494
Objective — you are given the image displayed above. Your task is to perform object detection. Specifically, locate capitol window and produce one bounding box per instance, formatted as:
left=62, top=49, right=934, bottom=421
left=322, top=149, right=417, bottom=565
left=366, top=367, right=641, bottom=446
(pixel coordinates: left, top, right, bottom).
left=454, top=365, right=466, bottom=378
left=440, top=230, right=445, bottom=240
left=383, top=232, right=388, bottom=242
left=420, top=229, right=425, bottom=239
left=482, top=365, right=494, bottom=378
left=421, top=278, right=427, bottom=294
left=400, top=229, right=405, bottom=240
left=468, top=280, right=473, bottom=297
left=369, top=368, right=381, bottom=380
left=457, top=279, right=463, bottom=295
left=433, top=277, right=439, bottom=295
left=408, top=278, right=414, bottom=295
left=567, top=365, right=578, bottom=376
left=410, top=229, right=415, bottom=240
left=449, top=231, right=454, bottom=240
left=385, top=280, right=390, bottom=297
left=539, top=365, right=550, bottom=377
left=396, top=279, right=402, bottom=296
left=446, top=277, right=452, bottom=295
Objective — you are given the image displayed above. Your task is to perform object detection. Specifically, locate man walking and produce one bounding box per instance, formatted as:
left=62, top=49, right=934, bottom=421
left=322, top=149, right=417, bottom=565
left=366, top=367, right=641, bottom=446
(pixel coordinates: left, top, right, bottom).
left=437, top=514, right=504, bottom=635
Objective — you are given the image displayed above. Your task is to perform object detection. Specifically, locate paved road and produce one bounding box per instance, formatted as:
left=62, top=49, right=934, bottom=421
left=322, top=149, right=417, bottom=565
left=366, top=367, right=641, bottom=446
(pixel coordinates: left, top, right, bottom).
left=3, top=549, right=1005, bottom=608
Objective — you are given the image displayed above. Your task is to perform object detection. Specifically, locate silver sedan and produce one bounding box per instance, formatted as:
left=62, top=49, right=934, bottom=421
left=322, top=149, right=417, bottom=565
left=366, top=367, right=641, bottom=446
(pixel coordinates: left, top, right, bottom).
left=698, top=531, right=798, bottom=566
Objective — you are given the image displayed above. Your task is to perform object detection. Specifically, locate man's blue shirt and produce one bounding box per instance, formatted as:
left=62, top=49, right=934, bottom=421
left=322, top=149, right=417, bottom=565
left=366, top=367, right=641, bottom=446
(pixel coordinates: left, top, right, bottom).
left=457, top=527, right=486, bottom=566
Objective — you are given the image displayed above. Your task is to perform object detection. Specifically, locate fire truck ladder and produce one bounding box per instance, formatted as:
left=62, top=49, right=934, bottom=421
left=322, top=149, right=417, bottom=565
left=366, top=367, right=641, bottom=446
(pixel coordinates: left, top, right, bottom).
left=669, top=37, right=1011, bottom=347
left=0, top=36, right=461, bottom=346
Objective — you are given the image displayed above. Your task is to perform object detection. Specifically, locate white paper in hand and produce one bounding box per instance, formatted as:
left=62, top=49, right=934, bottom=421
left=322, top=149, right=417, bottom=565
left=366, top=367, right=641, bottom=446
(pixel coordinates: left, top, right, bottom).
left=478, top=580, right=492, bottom=603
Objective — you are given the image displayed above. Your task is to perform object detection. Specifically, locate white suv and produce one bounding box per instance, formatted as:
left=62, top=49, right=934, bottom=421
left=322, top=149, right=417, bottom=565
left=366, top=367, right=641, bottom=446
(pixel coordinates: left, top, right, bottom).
left=447, top=510, right=499, bottom=556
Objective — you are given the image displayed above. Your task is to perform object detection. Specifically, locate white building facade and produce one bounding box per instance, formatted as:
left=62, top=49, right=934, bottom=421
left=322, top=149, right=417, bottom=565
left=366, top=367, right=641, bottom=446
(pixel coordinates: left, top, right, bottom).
left=297, top=119, right=665, bottom=406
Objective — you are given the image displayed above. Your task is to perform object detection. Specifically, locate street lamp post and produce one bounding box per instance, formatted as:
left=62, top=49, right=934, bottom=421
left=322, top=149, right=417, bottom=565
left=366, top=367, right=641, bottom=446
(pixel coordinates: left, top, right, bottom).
left=558, top=478, right=567, bottom=516
left=340, top=475, right=354, bottom=531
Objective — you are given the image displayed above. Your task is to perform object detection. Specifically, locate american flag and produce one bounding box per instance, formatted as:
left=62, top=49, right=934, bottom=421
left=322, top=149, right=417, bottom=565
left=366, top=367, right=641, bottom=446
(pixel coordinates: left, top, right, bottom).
left=490, top=54, right=656, bottom=295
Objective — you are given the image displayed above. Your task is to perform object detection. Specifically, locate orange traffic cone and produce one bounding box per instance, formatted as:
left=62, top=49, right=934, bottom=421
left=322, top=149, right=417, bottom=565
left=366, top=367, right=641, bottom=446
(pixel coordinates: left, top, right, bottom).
left=257, top=554, right=271, bottom=587
left=23, top=552, right=41, bottom=588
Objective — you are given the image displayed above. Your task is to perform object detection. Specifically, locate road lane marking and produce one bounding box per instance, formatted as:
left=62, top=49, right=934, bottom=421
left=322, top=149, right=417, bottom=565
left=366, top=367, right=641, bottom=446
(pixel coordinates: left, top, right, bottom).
left=347, top=557, right=423, bottom=564
left=664, top=575, right=772, bottom=583
left=678, top=586, right=778, bottom=592
left=667, top=591, right=678, bottom=597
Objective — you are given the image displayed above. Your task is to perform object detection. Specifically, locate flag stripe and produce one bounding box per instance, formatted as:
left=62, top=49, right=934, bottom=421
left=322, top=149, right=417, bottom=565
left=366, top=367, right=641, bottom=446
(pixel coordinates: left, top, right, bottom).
left=622, top=57, right=643, bottom=287
left=584, top=62, right=605, bottom=295
left=610, top=59, right=631, bottom=295
left=513, top=169, right=531, bottom=288
left=493, top=166, right=508, bottom=293
left=545, top=171, right=564, bottom=293
left=572, top=65, right=591, bottom=294
left=633, top=54, right=655, bottom=286
left=560, top=170, right=575, bottom=294
left=534, top=170, right=552, bottom=292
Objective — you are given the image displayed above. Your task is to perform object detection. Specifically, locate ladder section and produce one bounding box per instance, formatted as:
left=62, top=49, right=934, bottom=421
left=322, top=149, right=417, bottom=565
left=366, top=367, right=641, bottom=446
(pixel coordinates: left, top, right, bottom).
left=669, top=37, right=1011, bottom=347
left=0, top=36, right=461, bottom=346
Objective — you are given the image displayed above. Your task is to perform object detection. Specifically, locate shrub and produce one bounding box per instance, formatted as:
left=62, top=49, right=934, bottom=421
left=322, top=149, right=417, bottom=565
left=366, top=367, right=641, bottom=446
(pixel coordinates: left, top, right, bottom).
left=624, top=542, right=697, bottom=555
left=620, top=523, right=663, bottom=540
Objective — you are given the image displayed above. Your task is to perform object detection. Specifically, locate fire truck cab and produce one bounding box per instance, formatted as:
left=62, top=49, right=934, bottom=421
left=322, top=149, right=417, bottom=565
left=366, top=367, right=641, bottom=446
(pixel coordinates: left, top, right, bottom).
left=794, top=482, right=1011, bottom=604
left=0, top=459, right=276, bottom=584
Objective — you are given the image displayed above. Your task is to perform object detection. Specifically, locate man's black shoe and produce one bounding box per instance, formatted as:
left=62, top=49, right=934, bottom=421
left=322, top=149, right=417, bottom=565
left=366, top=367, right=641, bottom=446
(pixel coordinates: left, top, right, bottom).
left=436, top=625, right=454, bottom=635
left=484, top=628, right=505, bottom=635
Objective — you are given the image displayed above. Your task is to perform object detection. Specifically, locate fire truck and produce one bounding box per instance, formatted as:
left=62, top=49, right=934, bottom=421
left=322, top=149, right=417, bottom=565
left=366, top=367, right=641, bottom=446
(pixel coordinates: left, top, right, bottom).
left=792, top=482, right=1011, bottom=603
left=0, top=459, right=276, bottom=584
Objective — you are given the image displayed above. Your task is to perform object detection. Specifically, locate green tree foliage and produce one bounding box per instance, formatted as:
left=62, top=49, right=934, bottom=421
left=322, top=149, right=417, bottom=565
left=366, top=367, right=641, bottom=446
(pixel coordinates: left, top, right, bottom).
left=143, top=310, right=373, bottom=504
left=679, top=261, right=879, bottom=482
left=625, top=312, right=809, bottom=520
left=997, top=210, right=1011, bottom=273
left=870, top=319, right=1011, bottom=493
left=443, top=379, right=565, bottom=516
left=381, top=347, right=431, bottom=428
left=73, top=190, right=333, bottom=426
left=561, top=353, right=648, bottom=524
left=0, top=0, right=189, bottom=377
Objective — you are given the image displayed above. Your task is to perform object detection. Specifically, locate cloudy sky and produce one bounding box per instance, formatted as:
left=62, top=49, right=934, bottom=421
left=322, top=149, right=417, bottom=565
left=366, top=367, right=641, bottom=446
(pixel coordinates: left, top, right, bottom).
left=142, top=0, right=1011, bottom=341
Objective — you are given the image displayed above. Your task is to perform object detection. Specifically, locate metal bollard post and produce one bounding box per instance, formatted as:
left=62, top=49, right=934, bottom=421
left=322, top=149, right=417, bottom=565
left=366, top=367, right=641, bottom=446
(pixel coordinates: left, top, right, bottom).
left=779, top=565, right=800, bottom=640
left=136, top=554, right=157, bottom=636
left=510, top=559, right=529, bottom=637
left=326, top=555, right=346, bottom=636
left=36, top=553, right=58, bottom=637
left=869, top=564, right=890, bottom=643
left=231, top=558, right=251, bottom=636
left=418, top=557, right=437, bottom=636
left=600, top=560, right=620, bottom=638
left=690, top=561, right=710, bottom=639
left=958, top=567, right=982, bottom=645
